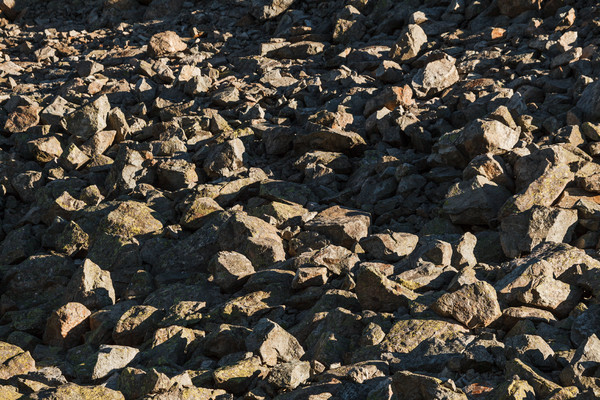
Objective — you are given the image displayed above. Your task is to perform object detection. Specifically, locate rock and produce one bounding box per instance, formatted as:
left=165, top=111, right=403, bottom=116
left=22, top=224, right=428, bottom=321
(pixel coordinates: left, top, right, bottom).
left=560, top=334, right=600, bottom=387
left=99, top=201, right=163, bottom=238
left=499, top=206, right=578, bottom=258
left=143, top=0, right=184, bottom=20
left=203, top=138, right=245, bottom=178
left=156, top=158, right=198, bottom=190
left=432, top=281, right=501, bottom=328
left=412, top=54, right=459, bottom=98
left=360, top=231, right=419, bottom=262
left=245, top=318, right=305, bottom=366
left=63, top=260, right=115, bottom=310
left=458, top=118, right=520, bottom=159
left=267, top=360, right=311, bottom=390
left=117, top=367, right=171, bottom=399
left=304, top=206, right=370, bottom=249
left=389, top=24, right=427, bottom=62
left=4, top=104, right=40, bottom=133
left=218, top=211, right=285, bottom=269
left=28, top=136, right=63, bottom=163
left=43, top=303, right=91, bottom=349
left=147, top=31, right=187, bottom=58
left=0, top=342, right=36, bottom=380
left=355, top=264, right=418, bottom=312
left=504, top=334, right=556, bottom=371
left=90, top=345, right=139, bottom=380
left=504, top=358, right=562, bottom=398
left=391, top=371, right=467, bottom=399
left=179, top=196, right=223, bottom=229
left=250, top=0, right=294, bottom=20
left=61, top=95, right=111, bottom=140
left=213, top=356, right=265, bottom=394
left=209, top=251, right=255, bottom=292
left=443, top=176, right=512, bottom=226
left=500, top=164, right=574, bottom=218
left=294, top=129, right=367, bottom=155
left=498, top=0, right=541, bottom=17
left=113, top=305, right=163, bottom=346
left=28, top=383, right=125, bottom=400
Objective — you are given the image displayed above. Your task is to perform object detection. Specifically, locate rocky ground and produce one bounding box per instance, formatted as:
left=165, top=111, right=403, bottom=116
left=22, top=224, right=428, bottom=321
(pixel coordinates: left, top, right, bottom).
left=1, top=0, right=600, bottom=398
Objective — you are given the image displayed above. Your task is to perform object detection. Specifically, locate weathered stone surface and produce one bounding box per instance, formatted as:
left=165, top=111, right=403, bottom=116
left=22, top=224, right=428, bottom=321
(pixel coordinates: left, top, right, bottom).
left=61, top=95, right=111, bottom=140
left=432, top=281, right=501, bottom=328
left=498, top=0, right=541, bottom=17
left=389, top=24, right=427, bottom=62
left=209, top=251, right=255, bottom=292
left=43, top=303, right=91, bottom=349
left=392, top=371, right=468, bottom=399
left=0, top=342, right=36, bottom=380
left=113, top=305, right=163, bottom=346
left=360, top=231, right=419, bottom=262
left=246, top=318, right=305, bottom=366
left=499, top=206, right=578, bottom=258
left=304, top=206, right=370, bottom=249
left=90, top=344, right=139, bottom=380
left=412, top=55, right=459, bottom=98
left=443, top=176, right=512, bottom=226
left=4, top=0, right=600, bottom=397
left=355, top=264, right=418, bottom=312
left=218, top=211, right=285, bottom=269
left=64, top=259, right=116, bottom=310
left=147, top=31, right=187, bottom=58
left=267, top=360, right=311, bottom=390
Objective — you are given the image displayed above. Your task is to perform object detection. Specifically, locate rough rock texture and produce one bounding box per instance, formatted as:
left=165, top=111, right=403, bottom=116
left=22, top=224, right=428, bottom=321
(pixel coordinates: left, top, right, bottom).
left=1, top=0, right=600, bottom=398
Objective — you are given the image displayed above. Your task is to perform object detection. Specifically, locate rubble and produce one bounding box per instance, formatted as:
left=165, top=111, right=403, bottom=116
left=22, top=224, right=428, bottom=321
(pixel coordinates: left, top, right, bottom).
left=1, top=0, right=600, bottom=398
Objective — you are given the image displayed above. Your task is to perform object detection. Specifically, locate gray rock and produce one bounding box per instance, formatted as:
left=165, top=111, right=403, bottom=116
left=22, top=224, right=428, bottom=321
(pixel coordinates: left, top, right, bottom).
left=504, top=334, right=556, bottom=371
left=61, top=95, right=111, bottom=140
left=147, top=31, right=187, bottom=58
left=355, top=264, right=418, bottom=312
left=499, top=206, right=578, bottom=258
left=412, top=54, right=459, bottom=98
left=360, top=231, right=419, bottom=262
left=91, top=345, right=139, bottom=380
left=443, top=176, right=512, bottom=226
left=209, top=251, right=255, bottom=292
left=245, top=318, right=304, bottom=366
left=391, top=371, right=467, bottom=400
left=304, top=205, right=370, bottom=249
left=218, top=211, right=285, bottom=269
left=203, top=138, right=245, bottom=178
left=432, top=281, right=501, bottom=328
left=250, top=0, right=294, bottom=20
left=64, top=259, right=116, bottom=310
left=389, top=24, right=427, bottom=62
left=268, top=360, right=311, bottom=390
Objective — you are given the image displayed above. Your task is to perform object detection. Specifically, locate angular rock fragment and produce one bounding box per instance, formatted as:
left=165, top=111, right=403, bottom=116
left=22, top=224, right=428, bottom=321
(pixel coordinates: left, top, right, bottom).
left=355, top=264, right=418, bottom=312
left=360, top=231, right=419, bottom=262
left=246, top=318, right=304, bottom=366
left=432, top=281, right=501, bottom=329
left=218, top=211, right=285, bottom=269
left=43, top=303, right=91, bottom=349
left=412, top=54, right=459, bottom=98
left=443, top=176, right=512, bottom=226
left=392, top=371, right=467, bottom=399
left=61, top=95, right=110, bottom=140
left=147, top=31, right=187, bottom=58
left=64, top=259, right=116, bottom=310
left=499, top=206, right=577, bottom=258
left=209, top=251, right=255, bottom=292
left=304, top=206, right=370, bottom=248
left=390, top=24, right=427, bottom=62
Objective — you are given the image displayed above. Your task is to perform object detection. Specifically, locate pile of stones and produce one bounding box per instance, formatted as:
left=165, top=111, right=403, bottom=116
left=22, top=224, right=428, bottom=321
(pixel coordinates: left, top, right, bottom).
left=1, top=0, right=600, bottom=398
